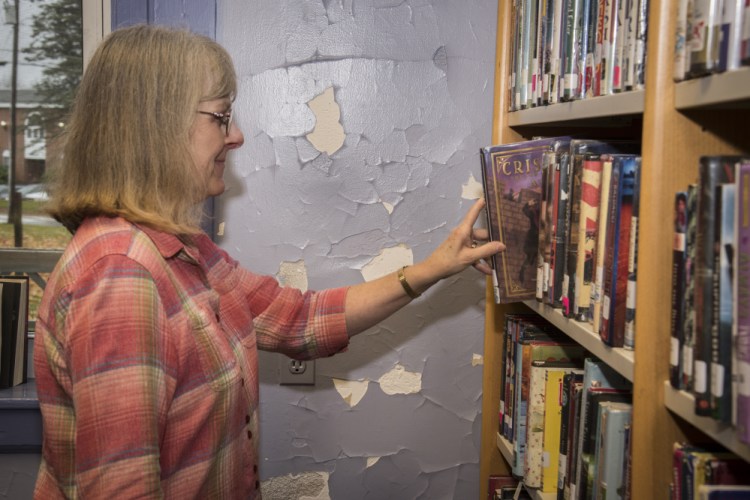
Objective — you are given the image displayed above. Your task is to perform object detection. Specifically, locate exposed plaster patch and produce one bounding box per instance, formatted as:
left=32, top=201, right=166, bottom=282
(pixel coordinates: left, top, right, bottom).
left=277, top=260, right=309, bottom=292
left=378, top=364, right=422, bottom=395
left=217, top=221, right=226, bottom=236
left=472, top=353, right=484, bottom=366
left=261, top=472, right=330, bottom=500
left=381, top=201, right=394, bottom=214
left=306, top=87, right=345, bottom=155
left=332, top=378, right=369, bottom=408
left=461, top=173, right=484, bottom=200
left=360, top=244, right=413, bottom=282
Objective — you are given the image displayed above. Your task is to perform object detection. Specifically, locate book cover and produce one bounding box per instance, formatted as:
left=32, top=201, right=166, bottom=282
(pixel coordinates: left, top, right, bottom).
left=571, top=358, right=631, bottom=500
left=552, top=151, right=573, bottom=308
left=481, top=137, right=571, bottom=303
left=694, top=156, right=739, bottom=416
left=591, top=158, right=614, bottom=334
left=600, top=155, right=640, bottom=347
left=623, top=152, right=642, bottom=350
left=525, top=360, right=581, bottom=489
left=574, top=154, right=604, bottom=323
left=670, top=191, right=689, bottom=389
left=557, top=374, right=584, bottom=500
left=710, top=183, right=735, bottom=423
left=0, top=275, right=30, bottom=389
left=513, top=338, right=586, bottom=477
left=595, top=401, right=633, bottom=500
left=688, top=0, right=723, bottom=76
left=683, top=183, right=699, bottom=391
left=733, top=160, right=750, bottom=443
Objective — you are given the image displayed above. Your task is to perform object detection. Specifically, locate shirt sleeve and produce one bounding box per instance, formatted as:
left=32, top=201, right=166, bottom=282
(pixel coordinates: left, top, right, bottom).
left=60, top=254, right=170, bottom=497
left=235, top=268, right=351, bottom=359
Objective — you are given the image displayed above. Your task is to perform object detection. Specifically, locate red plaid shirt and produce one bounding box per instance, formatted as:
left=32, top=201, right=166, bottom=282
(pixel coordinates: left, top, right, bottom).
left=33, top=216, right=350, bottom=499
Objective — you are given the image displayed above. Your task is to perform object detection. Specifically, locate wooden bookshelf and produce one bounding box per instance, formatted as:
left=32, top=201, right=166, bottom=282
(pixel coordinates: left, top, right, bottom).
left=479, top=0, right=750, bottom=498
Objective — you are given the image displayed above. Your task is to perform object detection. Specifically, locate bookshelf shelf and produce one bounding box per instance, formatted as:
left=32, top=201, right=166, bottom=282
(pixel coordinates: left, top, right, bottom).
left=496, top=433, right=556, bottom=500
left=663, top=381, right=750, bottom=463
left=507, top=90, right=645, bottom=128
left=522, top=300, right=635, bottom=382
left=674, top=67, right=750, bottom=110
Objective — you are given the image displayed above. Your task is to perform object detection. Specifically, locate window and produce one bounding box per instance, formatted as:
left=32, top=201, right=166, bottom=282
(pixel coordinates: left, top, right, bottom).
left=0, top=0, right=108, bottom=320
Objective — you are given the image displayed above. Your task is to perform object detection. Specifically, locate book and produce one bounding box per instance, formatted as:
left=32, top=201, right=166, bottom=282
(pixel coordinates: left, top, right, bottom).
left=481, top=137, right=571, bottom=303
left=710, top=183, right=735, bottom=423
left=623, top=152, right=642, bottom=350
left=682, top=183, right=699, bottom=391
left=693, top=156, right=740, bottom=416
left=698, top=486, right=750, bottom=500
left=670, top=191, right=689, bottom=389
left=571, top=358, right=631, bottom=500
left=600, top=155, right=640, bottom=347
left=733, top=160, right=750, bottom=443
left=538, top=152, right=556, bottom=301
left=525, top=360, right=582, bottom=489
left=595, top=401, right=632, bottom=500
left=573, top=154, right=604, bottom=322
left=551, top=151, right=573, bottom=308
left=717, top=0, right=744, bottom=71
left=591, top=157, right=614, bottom=334
left=557, top=373, right=584, bottom=500
left=0, top=275, right=30, bottom=389
left=688, top=0, right=723, bottom=77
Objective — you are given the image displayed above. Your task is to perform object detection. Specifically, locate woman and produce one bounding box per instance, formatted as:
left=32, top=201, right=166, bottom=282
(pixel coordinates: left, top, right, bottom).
left=34, top=25, right=504, bottom=499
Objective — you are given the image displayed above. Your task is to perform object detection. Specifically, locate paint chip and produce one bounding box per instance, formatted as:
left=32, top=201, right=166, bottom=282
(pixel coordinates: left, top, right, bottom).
left=462, top=173, right=484, bottom=200
left=366, top=457, right=381, bottom=468
left=472, top=353, right=484, bottom=366
left=332, top=378, right=369, bottom=408
left=306, top=87, right=345, bottom=155
left=360, top=244, right=413, bottom=282
left=277, top=260, right=309, bottom=292
left=217, top=221, right=225, bottom=236
left=378, top=364, right=422, bottom=395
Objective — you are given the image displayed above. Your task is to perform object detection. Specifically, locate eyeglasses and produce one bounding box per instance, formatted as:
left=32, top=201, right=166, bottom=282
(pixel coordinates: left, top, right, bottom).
left=197, top=110, right=233, bottom=136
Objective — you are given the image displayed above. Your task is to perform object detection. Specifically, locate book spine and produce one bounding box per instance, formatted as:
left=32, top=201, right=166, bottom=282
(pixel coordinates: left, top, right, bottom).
left=623, top=157, right=641, bottom=350
left=563, top=0, right=583, bottom=100
left=742, top=0, right=750, bottom=63
left=554, top=153, right=573, bottom=308
left=538, top=155, right=555, bottom=301
left=682, top=184, right=699, bottom=391
left=670, top=191, right=689, bottom=389
left=688, top=0, right=723, bottom=76
left=591, top=158, right=613, bottom=334
left=565, top=155, right=585, bottom=317
left=674, top=0, right=690, bottom=81
left=575, top=156, right=604, bottom=322
left=694, top=156, right=736, bottom=416
left=734, top=161, right=750, bottom=443
left=633, top=0, right=648, bottom=88
left=710, top=183, right=735, bottom=423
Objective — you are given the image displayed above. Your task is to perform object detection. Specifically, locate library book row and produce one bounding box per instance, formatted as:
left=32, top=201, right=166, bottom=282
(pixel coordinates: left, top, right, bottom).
left=498, top=312, right=750, bottom=500
left=507, top=0, right=648, bottom=111
left=481, top=137, right=641, bottom=351
left=668, top=156, right=750, bottom=444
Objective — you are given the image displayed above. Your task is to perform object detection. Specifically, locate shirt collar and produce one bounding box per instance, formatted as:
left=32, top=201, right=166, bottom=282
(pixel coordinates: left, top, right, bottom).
left=136, top=223, right=201, bottom=265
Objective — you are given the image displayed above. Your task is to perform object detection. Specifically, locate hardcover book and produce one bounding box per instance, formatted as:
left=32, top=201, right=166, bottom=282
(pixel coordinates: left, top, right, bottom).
left=670, top=191, right=689, bottom=389
left=682, top=183, right=699, bottom=391
left=591, top=158, right=614, bottom=334
left=481, top=137, right=571, bottom=303
left=733, top=160, right=750, bottom=443
left=693, top=156, right=740, bottom=416
left=595, top=401, right=633, bottom=499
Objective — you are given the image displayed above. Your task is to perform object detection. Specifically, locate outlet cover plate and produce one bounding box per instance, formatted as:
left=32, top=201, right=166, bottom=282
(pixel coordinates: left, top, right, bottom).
left=279, top=357, right=315, bottom=385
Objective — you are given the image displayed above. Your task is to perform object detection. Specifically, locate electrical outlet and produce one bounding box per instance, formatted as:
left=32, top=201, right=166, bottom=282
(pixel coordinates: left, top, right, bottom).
left=279, top=357, right=315, bottom=385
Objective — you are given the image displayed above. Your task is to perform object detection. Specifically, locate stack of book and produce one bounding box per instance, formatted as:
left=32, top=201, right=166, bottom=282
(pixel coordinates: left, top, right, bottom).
left=671, top=443, right=750, bottom=499
left=668, top=157, right=750, bottom=445
left=480, top=137, right=642, bottom=350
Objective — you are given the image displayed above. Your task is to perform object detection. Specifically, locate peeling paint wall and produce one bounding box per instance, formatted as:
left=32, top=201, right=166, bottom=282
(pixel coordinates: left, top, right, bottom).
left=216, top=1, right=498, bottom=498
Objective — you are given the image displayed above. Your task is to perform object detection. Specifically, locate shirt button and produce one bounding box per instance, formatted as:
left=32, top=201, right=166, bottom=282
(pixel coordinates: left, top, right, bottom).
left=245, top=415, right=251, bottom=424
left=241, top=378, right=245, bottom=386
left=255, top=480, right=260, bottom=489
left=247, top=430, right=253, bottom=440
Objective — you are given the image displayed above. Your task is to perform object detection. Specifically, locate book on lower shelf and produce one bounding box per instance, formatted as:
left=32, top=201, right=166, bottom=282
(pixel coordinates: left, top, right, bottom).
left=0, top=275, right=30, bottom=389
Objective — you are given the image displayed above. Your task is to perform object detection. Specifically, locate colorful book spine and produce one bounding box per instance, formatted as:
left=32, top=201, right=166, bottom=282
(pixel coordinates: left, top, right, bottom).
left=693, top=156, right=738, bottom=416
left=682, top=184, right=699, bottom=391
left=591, top=158, right=614, bottom=334
left=623, top=155, right=642, bottom=350
left=574, top=154, right=604, bottom=322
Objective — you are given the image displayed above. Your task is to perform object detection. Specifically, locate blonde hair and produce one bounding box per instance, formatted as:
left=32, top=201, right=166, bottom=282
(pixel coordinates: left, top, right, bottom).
left=46, top=24, right=237, bottom=234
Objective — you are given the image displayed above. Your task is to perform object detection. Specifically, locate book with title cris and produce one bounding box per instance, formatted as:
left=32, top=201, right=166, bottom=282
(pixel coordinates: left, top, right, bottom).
left=481, top=137, right=571, bottom=304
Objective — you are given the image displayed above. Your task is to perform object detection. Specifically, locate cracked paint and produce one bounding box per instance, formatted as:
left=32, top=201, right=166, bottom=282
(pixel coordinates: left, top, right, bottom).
left=332, top=378, right=369, bottom=407
left=217, top=0, right=498, bottom=498
left=306, top=87, right=345, bottom=155
left=378, top=364, right=422, bottom=395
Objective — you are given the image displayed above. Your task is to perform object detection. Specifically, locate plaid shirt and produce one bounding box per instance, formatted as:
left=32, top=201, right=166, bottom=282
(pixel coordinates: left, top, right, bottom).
left=33, top=216, right=350, bottom=499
